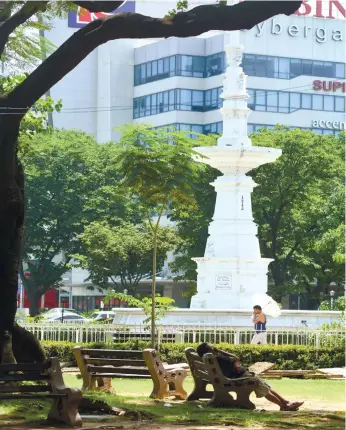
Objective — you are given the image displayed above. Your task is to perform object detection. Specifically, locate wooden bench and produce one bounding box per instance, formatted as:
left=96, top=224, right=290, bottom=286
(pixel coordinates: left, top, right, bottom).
left=73, top=346, right=151, bottom=392
left=143, top=349, right=188, bottom=400
left=185, top=347, right=259, bottom=409
left=0, top=358, right=82, bottom=427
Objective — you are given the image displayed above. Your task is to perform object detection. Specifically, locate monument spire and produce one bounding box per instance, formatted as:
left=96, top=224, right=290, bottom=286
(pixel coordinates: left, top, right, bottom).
left=190, top=32, right=282, bottom=310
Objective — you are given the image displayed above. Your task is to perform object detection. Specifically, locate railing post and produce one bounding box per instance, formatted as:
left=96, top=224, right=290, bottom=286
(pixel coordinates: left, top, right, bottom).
left=175, top=331, right=183, bottom=344
left=316, top=333, right=320, bottom=349
left=234, top=330, right=240, bottom=345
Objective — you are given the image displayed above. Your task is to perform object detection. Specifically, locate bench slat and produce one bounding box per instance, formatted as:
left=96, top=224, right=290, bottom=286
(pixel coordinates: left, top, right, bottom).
left=0, top=363, right=50, bottom=372
left=0, top=393, right=65, bottom=400
left=81, top=349, right=143, bottom=359
left=85, top=358, right=146, bottom=367
left=87, top=365, right=149, bottom=375
left=0, top=374, right=50, bottom=382
left=90, top=373, right=151, bottom=379
left=0, top=384, right=50, bottom=393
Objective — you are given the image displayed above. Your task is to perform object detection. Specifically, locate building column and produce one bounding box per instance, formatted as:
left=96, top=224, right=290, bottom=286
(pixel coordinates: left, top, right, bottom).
left=163, top=284, right=173, bottom=298
left=96, top=43, right=111, bottom=143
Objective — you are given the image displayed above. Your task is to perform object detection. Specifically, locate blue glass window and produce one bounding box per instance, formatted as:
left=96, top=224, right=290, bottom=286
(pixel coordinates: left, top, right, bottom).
left=205, top=53, right=225, bottom=77
left=133, top=87, right=345, bottom=118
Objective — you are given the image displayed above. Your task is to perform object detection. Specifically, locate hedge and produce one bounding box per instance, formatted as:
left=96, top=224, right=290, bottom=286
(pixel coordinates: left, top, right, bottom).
left=42, top=341, right=345, bottom=370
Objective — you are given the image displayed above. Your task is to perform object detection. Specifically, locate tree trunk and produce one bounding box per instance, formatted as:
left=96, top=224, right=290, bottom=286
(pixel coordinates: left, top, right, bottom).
left=26, top=285, right=42, bottom=317
left=268, top=262, right=286, bottom=302
left=151, top=231, right=158, bottom=349
left=12, top=323, right=45, bottom=363
left=0, top=113, right=24, bottom=363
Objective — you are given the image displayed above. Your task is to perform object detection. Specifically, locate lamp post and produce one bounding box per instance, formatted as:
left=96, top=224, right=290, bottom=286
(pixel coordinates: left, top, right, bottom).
left=63, top=275, right=73, bottom=309
left=108, top=289, right=115, bottom=310
left=330, top=290, right=335, bottom=310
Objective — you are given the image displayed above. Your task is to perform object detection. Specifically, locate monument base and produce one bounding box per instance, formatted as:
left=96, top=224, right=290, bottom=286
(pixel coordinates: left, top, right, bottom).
left=112, top=308, right=342, bottom=329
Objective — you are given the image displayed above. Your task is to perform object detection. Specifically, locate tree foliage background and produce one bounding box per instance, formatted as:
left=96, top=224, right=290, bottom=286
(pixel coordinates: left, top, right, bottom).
left=171, top=128, right=345, bottom=307
left=74, top=221, right=180, bottom=296
left=20, top=129, right=142, bottom=315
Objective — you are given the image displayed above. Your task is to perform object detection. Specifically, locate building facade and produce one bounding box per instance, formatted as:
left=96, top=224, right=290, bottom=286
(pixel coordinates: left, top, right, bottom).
left=49, top=0, right=346, bottom=141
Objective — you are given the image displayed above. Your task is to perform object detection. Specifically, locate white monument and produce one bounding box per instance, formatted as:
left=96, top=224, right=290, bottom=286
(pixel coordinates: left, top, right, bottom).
left=112, top=32, right=342, bottom=328
left=190, top=31, right=282, bottom=310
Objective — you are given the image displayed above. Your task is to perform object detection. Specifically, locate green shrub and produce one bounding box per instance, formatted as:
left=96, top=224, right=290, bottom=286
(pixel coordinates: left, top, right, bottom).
left=41, top=341, right=344, bottom=369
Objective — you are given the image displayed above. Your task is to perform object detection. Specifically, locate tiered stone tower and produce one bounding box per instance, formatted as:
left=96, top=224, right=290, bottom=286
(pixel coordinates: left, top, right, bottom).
left=190, top=32, right=282, bottom=310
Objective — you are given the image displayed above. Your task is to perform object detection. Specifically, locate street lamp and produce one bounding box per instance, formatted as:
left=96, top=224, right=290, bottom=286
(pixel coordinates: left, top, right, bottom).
left=63, top=276, right=73, bottom=309
left=330, top=290, right=335, bottom=310
left=108, top=289, right=115, bottom=310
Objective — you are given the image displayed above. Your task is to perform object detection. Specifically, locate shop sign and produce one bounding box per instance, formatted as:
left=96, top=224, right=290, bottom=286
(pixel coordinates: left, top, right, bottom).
left=313, top=80, right=346, bottom=92
left=68, top=2, right=136, bottom=28
left=312, top=119, right=345, bottom=129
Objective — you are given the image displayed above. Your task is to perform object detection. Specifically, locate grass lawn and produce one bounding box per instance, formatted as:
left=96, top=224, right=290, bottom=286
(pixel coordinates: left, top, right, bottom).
left=63, top=374, right=345, bottom=405
left=0, top=376, right=344, bottom=429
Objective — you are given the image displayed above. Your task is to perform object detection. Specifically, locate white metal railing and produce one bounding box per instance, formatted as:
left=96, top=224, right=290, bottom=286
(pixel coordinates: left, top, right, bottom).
left=21, top=323, right=344, bottom=348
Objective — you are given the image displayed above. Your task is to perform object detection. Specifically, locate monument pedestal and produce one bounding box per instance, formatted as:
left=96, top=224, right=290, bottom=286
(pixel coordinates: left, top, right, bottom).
left=190, top=257, right=273, bottom=310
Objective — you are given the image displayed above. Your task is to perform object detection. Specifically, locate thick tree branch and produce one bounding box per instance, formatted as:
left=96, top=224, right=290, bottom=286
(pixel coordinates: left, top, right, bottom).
left=0, top=1, right=48, bottom=58
left=9, top=0, right=302, bottom=111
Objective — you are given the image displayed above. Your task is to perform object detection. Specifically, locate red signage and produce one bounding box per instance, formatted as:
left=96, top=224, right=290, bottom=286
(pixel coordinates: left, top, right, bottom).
left=238, top=0, right=346, bottom=20
left=68, top=3, right=136, bottom=28
left=295, top=0, right=345, bottom=19
left=313, top=80, right=346, bottom=92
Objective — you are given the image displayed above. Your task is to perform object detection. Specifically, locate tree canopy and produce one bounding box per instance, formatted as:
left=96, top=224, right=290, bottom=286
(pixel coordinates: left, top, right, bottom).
left=20, top=129, right=141, bottom=315
left=74, top=221, right=180, bottom=295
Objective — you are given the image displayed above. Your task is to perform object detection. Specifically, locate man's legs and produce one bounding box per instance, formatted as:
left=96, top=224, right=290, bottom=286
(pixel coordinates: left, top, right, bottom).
left=259, top=332, right=267, bottom=344
left=251, top=333, right=260, bottom=344
left=251, top=332, right=267, bottom=345
left=255, top=379, right=304, bottom=411
left=265, top=390, right=283, bottom=407
left=265, top=389, right=304, bottom=410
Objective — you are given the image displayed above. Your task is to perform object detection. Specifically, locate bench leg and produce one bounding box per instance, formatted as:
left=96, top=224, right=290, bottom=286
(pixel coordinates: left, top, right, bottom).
left=209, top=387, right=237, bottom=407
left=99, top=377, right=113, bottom=392
left=150, top=376, right=169, bottom=399
left=169, top=371, right=188, bottom=400
left=210, top=386, right=256, bottom=410
left=88, top=376, right=97, bottom=390
left=88, top=376, right=113, bottom=392
left=48, top=388, right=82, bottom=427
left=187, top=379, right=213, bottom=401
left=236, top=388, right=256, bottom=410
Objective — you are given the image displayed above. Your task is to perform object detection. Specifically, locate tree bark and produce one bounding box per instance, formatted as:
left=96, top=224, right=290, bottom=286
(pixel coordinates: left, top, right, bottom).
left=27, top=287, right=41, bottom=317
left=12, top=323, right=46, bottom=363
left=0, top=110, right=24, bottom=363
left=151, top=231, right=157, bottom=349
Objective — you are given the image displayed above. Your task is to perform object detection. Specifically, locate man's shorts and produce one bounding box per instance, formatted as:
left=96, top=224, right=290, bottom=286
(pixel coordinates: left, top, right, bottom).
left=251, top=332, right=267, bottom=345
left=254, top=378, right=271, bottom=398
